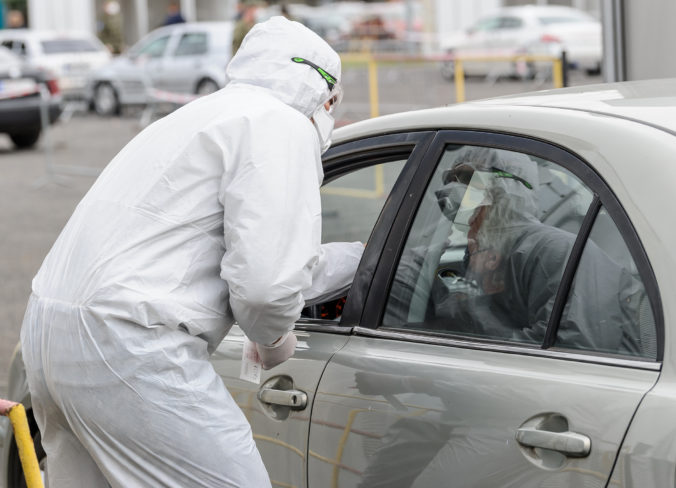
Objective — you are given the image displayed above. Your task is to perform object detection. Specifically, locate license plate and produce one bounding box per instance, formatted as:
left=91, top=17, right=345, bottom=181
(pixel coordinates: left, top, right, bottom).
left=0, top=78, right=39, bottom=99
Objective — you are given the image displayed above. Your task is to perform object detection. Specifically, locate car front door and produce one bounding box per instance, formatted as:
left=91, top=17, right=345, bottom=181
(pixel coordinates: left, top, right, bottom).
left=212, top=132, right=435, bottom=488
left=308, top=131, right=662, bottom=487
left=160, top=30, right=209, bottom=94
left=126, top=33, right=173, bottom=92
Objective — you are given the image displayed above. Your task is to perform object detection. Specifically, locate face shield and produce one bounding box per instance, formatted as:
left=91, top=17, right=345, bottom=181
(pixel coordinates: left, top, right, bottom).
left=436, top=163, right=535, bottom=226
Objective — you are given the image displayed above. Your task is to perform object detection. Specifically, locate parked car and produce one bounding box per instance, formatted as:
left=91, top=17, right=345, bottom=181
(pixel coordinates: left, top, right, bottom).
left=4, top=78, right=676, bottom=487
left=439, top=5, right=602, bottom=80
left=0, top=29, right=111, bottom=100
left=0, top=46, right=61, bottom=149
left=86, top=22, right=233, bottom=116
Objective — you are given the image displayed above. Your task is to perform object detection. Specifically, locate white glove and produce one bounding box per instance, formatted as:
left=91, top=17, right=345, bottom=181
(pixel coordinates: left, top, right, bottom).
left=255, top=332, right=297, bottom=370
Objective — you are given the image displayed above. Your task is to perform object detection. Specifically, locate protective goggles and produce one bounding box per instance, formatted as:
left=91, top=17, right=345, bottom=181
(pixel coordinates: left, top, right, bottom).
left=291, top=56, right=338, bottom=91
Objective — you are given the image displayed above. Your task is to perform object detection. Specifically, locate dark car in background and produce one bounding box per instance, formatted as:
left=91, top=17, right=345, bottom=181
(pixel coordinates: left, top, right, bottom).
left=0, top=46, right=61, bottom=149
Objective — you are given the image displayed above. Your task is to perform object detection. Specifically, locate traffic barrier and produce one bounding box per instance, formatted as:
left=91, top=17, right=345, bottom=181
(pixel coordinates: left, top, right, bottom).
left=0, top=399, right=44, bottom=488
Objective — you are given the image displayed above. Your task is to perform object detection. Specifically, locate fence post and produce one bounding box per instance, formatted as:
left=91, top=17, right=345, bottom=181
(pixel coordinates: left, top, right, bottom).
left=561, top=50, right=569, bottom=87
left=368, top=56, right=379, bottom=118
left=454, top=59, right=465, bottom=103
left=0, top=400, right=44, bottom=488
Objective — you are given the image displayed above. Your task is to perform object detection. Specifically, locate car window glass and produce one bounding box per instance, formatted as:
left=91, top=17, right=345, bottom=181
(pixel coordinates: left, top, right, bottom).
left=556, top=207, right=657, bottom=359
left=174, top=32, right=208, bottom=56
left=1, top=40, right=13, bottom=51
left=301, top=157, right=408, bottom=321
left=135, top=35, right=170, bottom=58
left=499, top=16, right=523, bottom=29
left=382, top=144, right=593, bottom=346
left=18, top=41, right=27, bottom=56
left=473, top=17, right=501, bottom=32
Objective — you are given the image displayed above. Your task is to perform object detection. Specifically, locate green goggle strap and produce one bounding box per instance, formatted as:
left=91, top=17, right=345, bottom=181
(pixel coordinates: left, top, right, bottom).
left=291, top=57, right=337, bottom=91
left=491, top=167, right=534, bottom=190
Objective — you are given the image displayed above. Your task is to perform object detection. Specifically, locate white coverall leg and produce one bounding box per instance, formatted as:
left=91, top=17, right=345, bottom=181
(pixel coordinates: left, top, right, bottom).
left=20, top=16, right=361, bottom=488
left=22, top=296, right=270, bottom=488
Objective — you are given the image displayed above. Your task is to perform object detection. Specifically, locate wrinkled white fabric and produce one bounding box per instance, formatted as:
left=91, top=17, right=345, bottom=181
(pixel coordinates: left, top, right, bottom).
left=21, top=16, right=362, bottom=488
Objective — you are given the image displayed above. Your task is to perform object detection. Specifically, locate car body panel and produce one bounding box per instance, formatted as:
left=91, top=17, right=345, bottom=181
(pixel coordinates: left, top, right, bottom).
left=210, top=324, right=352, bottom=488
left=308, top=334, right=658, bottom=487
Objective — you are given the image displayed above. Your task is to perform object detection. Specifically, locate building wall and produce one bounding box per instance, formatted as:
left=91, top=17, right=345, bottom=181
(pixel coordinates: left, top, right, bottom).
left=623, top=0, right=676, bottom=80
left=26, top=0, right=235, bottom=47
left=28, top=0, right=95, bottom=32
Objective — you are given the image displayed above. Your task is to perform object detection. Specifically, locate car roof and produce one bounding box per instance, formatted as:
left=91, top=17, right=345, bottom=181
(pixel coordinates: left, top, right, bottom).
left=333, top=79, right=676, bottom=144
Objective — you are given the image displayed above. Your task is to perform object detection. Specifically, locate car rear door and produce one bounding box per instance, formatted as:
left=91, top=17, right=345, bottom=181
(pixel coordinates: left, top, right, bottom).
left=308, top=130, right=662, bottom=487
left=212, top=132, right=434, bottom=488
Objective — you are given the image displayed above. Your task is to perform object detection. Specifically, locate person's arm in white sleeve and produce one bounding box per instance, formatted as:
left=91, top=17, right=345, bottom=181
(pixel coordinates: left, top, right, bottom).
left=303, top=241, right=364, bottom=306
left=218, top=108, right=324, bottom=346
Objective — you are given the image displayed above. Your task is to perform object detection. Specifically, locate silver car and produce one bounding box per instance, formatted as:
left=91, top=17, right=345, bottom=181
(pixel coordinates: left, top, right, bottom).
left=2, top=78, right=675, bottom=487
left=87, top=22, right=233, bottom=116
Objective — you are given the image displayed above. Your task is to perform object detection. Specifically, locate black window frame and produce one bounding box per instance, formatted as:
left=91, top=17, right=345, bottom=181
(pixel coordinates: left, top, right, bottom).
left=360, top=130, right=664, bottom=365
left=294, top=131, right=435, bottom=334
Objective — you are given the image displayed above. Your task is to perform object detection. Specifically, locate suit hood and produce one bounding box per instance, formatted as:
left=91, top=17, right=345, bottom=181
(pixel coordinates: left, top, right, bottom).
left=225, top=16, right=340, bottom=118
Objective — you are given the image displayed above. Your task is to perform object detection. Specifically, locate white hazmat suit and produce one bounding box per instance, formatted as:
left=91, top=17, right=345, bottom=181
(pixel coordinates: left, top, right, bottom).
left=20, top=16, right=363, bottom=488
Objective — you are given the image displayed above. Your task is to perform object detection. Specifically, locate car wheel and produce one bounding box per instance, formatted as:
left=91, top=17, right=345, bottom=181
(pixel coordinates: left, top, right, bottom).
left=9, top=131, right=41, bottom=149
left=7, top=410, right=47, bottom=488
left=586, top=64, right=602, bottom=76
left=195, top=78, right=220, bottom=96
left=93, top=82, right=120, bottom=116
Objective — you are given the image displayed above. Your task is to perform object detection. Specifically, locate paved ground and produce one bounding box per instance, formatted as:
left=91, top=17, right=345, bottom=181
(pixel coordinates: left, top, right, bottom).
left=0, top=113, right=143, bottom=397
left=0, top=70, right=601, bottom=398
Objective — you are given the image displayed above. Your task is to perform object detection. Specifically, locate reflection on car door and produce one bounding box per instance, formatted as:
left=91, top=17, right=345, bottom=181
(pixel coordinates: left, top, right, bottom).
left=308, top=131, right=661, bottom=487
left=212, top=132, right=434, bottom=488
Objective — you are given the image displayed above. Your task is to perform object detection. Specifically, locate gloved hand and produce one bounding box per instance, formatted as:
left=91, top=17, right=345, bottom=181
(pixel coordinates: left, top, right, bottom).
left=255, top=332, right=297, bottom=370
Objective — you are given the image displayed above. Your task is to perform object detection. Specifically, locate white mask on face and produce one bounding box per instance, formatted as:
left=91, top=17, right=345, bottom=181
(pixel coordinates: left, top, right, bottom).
left=312, top=104, right=335, bottom=154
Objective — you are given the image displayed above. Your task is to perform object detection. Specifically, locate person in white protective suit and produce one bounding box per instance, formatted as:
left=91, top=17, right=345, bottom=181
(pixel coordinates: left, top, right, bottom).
left=20, top=16, right=363, bottom=488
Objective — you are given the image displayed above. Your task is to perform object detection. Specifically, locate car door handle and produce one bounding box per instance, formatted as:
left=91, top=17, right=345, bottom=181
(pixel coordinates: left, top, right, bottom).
left=258, top=387, right=307, bottom=409
left=516, top=427, right=591, bottom=457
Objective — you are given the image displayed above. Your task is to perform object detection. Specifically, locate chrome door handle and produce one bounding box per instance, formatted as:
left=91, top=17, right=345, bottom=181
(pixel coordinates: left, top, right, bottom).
left=258, top=388, right=307, bottom=409
left=516, top=427, right=591, bottom=457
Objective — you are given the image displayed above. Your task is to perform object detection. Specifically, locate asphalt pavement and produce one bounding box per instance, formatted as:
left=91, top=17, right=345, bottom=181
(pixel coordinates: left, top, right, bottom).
left=0, top=70, right=602, bottom=398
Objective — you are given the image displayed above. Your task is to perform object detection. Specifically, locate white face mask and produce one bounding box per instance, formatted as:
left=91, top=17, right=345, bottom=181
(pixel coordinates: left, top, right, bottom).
left=312, top=104, right=335, bottom=154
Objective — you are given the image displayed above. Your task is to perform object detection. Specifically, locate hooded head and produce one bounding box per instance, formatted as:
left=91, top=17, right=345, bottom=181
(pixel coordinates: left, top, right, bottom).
left=226, top=16, right=341, bottom=118
left=437, top=146, right=540, bottom=226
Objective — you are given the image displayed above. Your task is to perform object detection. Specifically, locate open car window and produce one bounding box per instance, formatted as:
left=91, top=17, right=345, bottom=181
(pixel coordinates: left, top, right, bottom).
left=301, top=157, right=408, bottom=321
